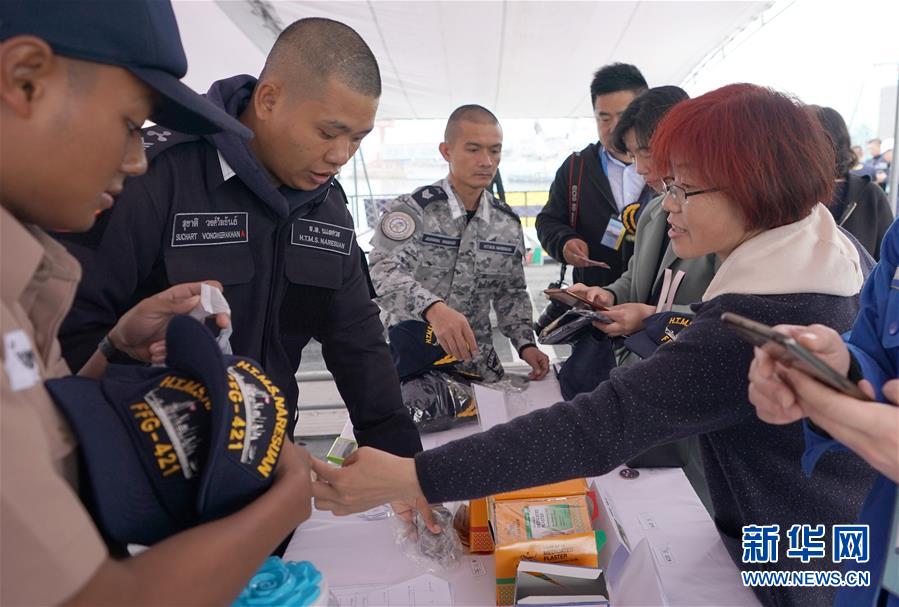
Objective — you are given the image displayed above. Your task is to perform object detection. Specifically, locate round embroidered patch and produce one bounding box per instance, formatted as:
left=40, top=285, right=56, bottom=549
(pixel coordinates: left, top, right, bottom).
left=380, top=211, right=415, bottom=241
left=622, top=202, right=641, bottom=235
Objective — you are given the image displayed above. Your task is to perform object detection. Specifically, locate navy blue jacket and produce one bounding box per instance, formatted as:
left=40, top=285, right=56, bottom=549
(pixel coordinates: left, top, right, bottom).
left=55, top=76, right=422, bottom=456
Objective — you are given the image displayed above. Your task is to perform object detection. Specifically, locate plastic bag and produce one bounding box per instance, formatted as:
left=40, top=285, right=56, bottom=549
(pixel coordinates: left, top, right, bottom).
left=537, top=308, right=611, bottom=345
left=393, top=505, right=462, bottom=572
left=400, top=371, right=478, bottom=433
left=486, top=373, right=530, bottom=393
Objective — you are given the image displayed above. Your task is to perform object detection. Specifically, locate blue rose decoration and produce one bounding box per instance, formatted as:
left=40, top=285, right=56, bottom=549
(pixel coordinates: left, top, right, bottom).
left=233, top=557, right=322, bottom=607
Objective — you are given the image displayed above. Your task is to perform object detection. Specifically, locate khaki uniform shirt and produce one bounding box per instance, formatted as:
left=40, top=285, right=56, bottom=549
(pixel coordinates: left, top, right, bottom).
left=1, top=207, right=107, bottom=605
left=369, top=179, right=536, bottom=380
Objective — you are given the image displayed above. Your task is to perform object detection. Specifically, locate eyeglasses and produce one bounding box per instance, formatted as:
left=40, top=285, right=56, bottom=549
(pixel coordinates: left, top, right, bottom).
left=662, top=179, right=720, bottom=206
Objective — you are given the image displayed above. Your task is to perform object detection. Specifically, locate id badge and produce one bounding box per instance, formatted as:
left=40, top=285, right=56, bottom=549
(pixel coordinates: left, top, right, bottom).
left=600, top=216, right=626, bottom=251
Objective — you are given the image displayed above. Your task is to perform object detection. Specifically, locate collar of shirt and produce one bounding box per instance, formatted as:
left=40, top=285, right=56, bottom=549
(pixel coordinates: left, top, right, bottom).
left=441, top=177, right=491, bottom=223
left=1, top=207, right=80, bottom=307
left=218, top=150, right=237, bottom=182
left=600, top=147, right=646, bottom=212
left=600, top=147, right=627, bottom=211
left=622, top=163, right=647, bottom=208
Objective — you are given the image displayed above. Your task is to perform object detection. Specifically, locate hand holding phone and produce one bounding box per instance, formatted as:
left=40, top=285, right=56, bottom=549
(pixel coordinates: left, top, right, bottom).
left=571, top=253, right=611, bottom=269
left=721, top=312, right=870, bottom=401
left=544, top=288, right=610, bottom=312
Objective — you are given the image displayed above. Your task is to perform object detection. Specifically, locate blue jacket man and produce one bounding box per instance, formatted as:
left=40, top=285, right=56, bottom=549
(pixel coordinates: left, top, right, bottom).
left=54, top=25, right=422, bottom=458
left=801, top=218, right=899, bottom=607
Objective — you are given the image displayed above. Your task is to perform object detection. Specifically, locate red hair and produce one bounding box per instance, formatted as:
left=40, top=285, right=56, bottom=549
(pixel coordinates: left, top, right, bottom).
left=651, top=83, right=834, bottom=230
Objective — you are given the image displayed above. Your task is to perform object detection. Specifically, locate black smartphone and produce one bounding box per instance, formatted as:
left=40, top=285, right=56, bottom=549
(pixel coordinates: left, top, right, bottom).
left=544, top=288, right=610, bottom=312
left=720, top=312, right=871, bottom=401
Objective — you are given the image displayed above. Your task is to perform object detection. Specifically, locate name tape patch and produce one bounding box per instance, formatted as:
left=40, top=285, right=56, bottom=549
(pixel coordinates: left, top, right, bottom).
left=171, top=212, right=248, bottom=247
left=290, top=219, right=353, bottom=255
left=478, top=241, right=517, bottom=255
left=422, top=233, right=461, bottom=248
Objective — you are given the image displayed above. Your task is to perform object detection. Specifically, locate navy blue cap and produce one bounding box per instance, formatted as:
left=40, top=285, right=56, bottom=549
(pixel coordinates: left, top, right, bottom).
left=388, top=321, right=459, bottom=380
left=45, top=316, right=288, bottom=546
left=623, top=311, right=693, bottom=359
left=0, top=1, right=251, bottom=138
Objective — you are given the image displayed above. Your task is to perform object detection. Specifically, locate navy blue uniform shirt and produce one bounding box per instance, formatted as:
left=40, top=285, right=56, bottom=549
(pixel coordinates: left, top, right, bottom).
left=54, top=75, right=422, bottom=457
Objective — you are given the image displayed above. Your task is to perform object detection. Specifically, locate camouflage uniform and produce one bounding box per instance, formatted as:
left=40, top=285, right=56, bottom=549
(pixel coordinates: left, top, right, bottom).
left=369, top=178, right=536, bottom=381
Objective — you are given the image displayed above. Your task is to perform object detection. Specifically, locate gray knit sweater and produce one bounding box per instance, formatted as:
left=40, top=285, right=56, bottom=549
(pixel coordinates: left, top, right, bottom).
left=415, top=292, right=876, bottom=607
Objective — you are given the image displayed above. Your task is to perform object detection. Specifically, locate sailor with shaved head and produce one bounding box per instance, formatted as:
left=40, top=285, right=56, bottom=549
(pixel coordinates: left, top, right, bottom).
left=55, top=18, right=423, bottom=468
left=370, top=105, right=550, bottom=382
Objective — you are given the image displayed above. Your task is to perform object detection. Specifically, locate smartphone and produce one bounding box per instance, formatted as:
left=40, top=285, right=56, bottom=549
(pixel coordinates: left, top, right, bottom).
left=544, top=288, right=610, bottom=312
left=720, top=312, right=871, bottom=401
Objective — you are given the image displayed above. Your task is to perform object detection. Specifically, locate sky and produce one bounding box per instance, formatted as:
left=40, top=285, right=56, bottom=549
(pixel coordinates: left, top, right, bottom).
left=171, top=0, right=899, bottom=197
left=683, top=0, right=898, bottom=143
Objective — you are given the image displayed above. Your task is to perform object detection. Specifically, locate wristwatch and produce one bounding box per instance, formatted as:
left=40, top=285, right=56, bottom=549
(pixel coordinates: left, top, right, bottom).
left=98, top=334, right=122, bottom=361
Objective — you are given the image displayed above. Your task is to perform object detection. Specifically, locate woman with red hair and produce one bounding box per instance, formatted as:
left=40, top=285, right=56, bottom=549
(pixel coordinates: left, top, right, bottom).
left=312, top=84, right=873, bottom=606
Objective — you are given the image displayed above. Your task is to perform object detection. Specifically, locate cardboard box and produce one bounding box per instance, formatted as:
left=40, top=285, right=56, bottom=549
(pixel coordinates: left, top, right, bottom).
left=469, top=497, right=495, bottom=553
left=495, top=530, right=606, bottom=606
left=491, top=493, right=605, bottom=605
left=493, top=478, right=589, bottom=502
left=491, top=495, right=594, bottom=546
left=514, top=561, right=609, bottom=606
left=469, top=479, right=593, bottom=555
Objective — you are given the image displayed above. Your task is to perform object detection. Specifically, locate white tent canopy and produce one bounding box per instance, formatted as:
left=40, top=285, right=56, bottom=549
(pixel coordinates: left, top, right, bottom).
left=172, top=0, right=771, bottom=119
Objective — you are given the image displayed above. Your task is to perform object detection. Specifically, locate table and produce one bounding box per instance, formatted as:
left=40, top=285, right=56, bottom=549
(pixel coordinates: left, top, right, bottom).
left=285, top=377, right=760, bottom=606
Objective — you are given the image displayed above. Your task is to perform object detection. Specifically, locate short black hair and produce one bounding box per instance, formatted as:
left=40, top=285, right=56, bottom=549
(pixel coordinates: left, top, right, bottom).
left=611, top=86, right=689, bottom=155
left=589, top=63, right=647, bottom=106
left=444, top=104, right=500, bottom=142
left=261, top=18, right=381, bottom=98
left=808, top=105, right=856, bottom=177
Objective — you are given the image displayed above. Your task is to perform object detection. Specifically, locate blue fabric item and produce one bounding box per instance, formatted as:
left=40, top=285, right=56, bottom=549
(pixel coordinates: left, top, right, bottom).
left=388, top=320, right=456, bottom=380
left=45, top=317, right=284, bottom=547
left=233, top=557, right=323, bottom=607
left=622, top=311, right=693, bottom=360
left=802, top=218, right=899, bottom=607
left=0, top=1, right=249, bottom=137
left=557, top=330, right=616, bottom=400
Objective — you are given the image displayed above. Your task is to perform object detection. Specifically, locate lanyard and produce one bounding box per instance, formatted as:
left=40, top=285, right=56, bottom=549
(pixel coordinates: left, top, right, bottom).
left=656, top=268, right=686, bottom=313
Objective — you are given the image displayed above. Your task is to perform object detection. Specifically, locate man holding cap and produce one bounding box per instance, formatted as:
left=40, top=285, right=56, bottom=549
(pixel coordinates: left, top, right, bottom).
left=1, top=2, right=314, bottom=604
left=369, top=105, right=549, bottom=381
left=54, top=17, right=422, bottom=459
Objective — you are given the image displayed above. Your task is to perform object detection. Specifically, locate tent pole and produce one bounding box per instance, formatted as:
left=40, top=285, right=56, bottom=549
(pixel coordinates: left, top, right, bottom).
left=888, top=67, right=899, bottom=216
left=359, top=148, right=375, bottom=213
left=353, top=154, right=359, bottom=226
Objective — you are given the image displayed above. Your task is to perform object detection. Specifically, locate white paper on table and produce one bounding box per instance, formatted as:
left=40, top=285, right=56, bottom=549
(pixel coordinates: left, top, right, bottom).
left=471, top=383, right=508, bottom=432
left=612, top=538, right=668, bottom=606
left=471, top=377, right=564, bottom=434
left=589, top=480, right=631, bottom=586
left=331, top=574, right=453, bottom=607
left=590, top=468, right=760, bottom=606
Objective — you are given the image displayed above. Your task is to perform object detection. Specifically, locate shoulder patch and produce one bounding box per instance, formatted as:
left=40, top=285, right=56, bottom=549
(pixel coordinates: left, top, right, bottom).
left=380, top=211, right=416, bottom=241
left=141, top=127, right=202, bottom=161
left=411, top=185, right=448, bottom=209
left=490, top=197, right=521, bottom=222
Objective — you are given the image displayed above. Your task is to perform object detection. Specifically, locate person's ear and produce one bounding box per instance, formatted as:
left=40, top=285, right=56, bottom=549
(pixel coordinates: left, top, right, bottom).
left=0, top=36, right=56, bottom=118
left=252, top=79, right=281, bottom=122
left=439, top=141, right=451, bottom=162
